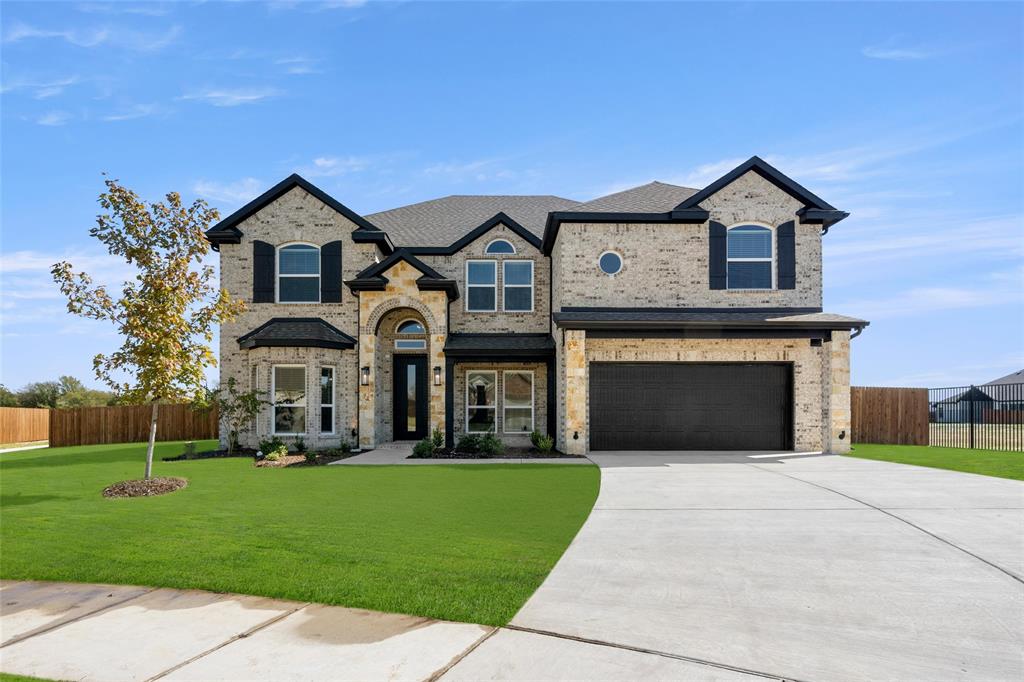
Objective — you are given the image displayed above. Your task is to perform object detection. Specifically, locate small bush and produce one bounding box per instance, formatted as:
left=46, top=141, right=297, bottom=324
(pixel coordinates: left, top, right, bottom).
left=456, top=434, right=481, bottom=453
left=339, top=441, right=352, bottom=454
left=535, top=434, right=554, bottom=453
left=293, top=437, right=306, bottom=453
left=259, top=436, right=284, bottom=455
left=431, top=427, right=444, bottom=450
left=529, top=430, right=542, bottom=449
left=304, top=450, right=318, bottom=463
left=412, top=438, right=435, bottom=458
left=480, top=432, right=504, bottom=457
left=265, top=444, right=288, bottom=462
left=183, top=441, right=197, bottom=459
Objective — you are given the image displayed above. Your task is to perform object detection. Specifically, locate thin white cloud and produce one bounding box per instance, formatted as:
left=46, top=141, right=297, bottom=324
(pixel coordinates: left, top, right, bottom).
left=422, top=158, right=520, bottom=183
left=275, top=56, right=321, bottom=75
left=35, top=111, right=72, bottom=126
left=179, top=87, right=281, bottom=107
left=2, top=21, right=180, bottom=51
left=862, top=44, right=935, bottom=61
left=831, top=276, right=1023, bottom=321
left=192, top=178, right=264, bottom=204
left=76, top=2, right=173, bottom=16
left=299, top=155, right=370, bottom=178
left=1, top=75, right=81, bottom=99
left=101, top=102, right=165, bottom=121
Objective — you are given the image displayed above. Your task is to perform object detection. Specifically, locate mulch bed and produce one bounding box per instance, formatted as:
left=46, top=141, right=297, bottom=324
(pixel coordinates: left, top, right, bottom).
left=255, top=453, right=358, bottom=468
left=162, top=449, right=256, bottom=462
left=411, top=446, right=583, bottom=460
left=103, top=477, right=188, bottom=498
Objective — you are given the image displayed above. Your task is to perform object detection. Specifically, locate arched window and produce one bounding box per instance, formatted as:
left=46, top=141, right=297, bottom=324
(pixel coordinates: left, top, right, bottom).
left=395, top=318, right=427, bottom=350
left=726, top=225, right=772, bottom=289
left=485, top=239, right=515, bottom=255
left=278, top=243, right=320, bottom=302
left=396, top=319, right=426, bottom=334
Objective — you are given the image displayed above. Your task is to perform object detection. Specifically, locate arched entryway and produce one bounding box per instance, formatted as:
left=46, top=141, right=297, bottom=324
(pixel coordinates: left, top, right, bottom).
left=373, top=307, right=431, bottom=442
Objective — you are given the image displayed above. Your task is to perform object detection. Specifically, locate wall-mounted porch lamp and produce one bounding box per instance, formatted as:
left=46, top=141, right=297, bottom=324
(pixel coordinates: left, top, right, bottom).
left=433, top=366, right=442, bottom=386
left=360, top=366, right=370, bottom=386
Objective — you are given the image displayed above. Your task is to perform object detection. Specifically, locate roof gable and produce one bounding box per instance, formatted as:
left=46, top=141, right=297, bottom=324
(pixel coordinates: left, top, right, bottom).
left=408, top=212, right=541, bottom=256
left=674, top=156, right=836, bottom=212
left=204, top=174, right=392, bottom=250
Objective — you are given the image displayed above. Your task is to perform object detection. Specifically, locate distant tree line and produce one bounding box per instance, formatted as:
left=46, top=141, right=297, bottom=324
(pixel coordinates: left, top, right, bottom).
left=0, top=376, right=117, bottom=409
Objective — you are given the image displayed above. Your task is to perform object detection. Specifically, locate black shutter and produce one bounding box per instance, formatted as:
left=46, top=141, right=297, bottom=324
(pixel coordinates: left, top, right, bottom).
left=708, top=221, right=727, bottom=290
left=252, top=240, right=275, bottom=303
left=321, top=240, right=343, bottom=303
left=776, top=220, right=796, bottom=290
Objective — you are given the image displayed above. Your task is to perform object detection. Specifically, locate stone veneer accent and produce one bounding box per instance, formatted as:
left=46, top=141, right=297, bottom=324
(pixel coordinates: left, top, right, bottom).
left=373, top=308, right=430, bottom=444
left=554, top=334, right=852, bottom=454
left=357, top=260, right=448, bottom=448
left=452, top=361, right=548, bottom=446
left=420, top=223, right=550, bottom=334
left=551, top=171, right=821, bottom=312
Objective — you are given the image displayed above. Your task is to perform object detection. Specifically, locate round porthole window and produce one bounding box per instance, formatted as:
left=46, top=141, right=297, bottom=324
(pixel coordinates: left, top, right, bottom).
left=598, top=251, right=623, bottom=275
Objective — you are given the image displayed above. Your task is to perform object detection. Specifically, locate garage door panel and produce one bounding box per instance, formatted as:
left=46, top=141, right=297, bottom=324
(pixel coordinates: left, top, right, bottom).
left=589, top=363, right=792, bottom=451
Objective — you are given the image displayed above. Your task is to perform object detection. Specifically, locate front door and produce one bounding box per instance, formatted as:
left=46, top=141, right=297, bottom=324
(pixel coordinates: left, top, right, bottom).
left=393, top=355, right=428, bottom=440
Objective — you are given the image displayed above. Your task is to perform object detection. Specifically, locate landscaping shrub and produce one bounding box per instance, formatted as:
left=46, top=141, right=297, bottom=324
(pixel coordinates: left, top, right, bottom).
left=182, top=441, right=197, bottom=459
left=258, top=436, right=284, bottom=455
left=535, top=434, right=554, bottom=453
left=293, top=437, right=306, bottom=453
left=456, top=434, right=481, bottom=453
left=480, top=432, right=504, bottom=457
left=529, top=430, right=542, bottom=449
left=304, top=450, right=318, bottom=463
left=265, top=444, right=288, bottom=461
left=339, top=441, right=352, bottom=454
left=431, top=427, right=444, bottom=451
left=412, top=438, right=435, bottom=458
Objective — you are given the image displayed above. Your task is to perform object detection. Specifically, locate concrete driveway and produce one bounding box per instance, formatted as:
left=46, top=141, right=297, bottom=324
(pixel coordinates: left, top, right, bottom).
left=451, top=452, right=1024, bottom=681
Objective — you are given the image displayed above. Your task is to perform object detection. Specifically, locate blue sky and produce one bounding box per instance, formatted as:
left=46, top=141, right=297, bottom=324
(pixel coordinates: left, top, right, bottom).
left=1, top=1, right=1022, bottom=391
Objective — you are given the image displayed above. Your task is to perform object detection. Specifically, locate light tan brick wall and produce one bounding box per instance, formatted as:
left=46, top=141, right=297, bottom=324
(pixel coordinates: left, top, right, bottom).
left=356, top=260, right=448, bottom=447
left=234, top=346, right=357, bottom=451
left=419, top=224, right=550, bottom=333
left=555, top=334, right=838, bottom=453
left=216, top=186, right=380, bottom=447
left=551, top=171, right=821, bottom=310
left=452, top=362, right=547, bottom=447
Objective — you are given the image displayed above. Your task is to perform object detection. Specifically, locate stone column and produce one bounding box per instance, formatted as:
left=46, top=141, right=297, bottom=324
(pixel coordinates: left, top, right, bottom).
left=358, top=331, right=375, bottom=448
left=563, top=329, right=587, bottom=455
left=828, top=331, right=852, bottom=454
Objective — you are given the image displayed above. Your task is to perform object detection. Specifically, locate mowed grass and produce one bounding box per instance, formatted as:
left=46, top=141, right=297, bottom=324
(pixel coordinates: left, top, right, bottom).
left=847, top=443, right=1024, bottom=481
left=0, top=441, right=599, bottom=626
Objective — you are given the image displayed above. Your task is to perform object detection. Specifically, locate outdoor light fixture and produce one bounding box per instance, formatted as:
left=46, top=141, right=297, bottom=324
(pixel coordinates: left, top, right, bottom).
left=360, top=366, right=370, bottom=386
left=433, top=366, right=442, bottom=386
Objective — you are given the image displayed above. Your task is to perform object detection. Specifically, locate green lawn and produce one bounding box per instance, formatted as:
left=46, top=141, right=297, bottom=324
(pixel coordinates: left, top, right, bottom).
left=0, top=441, right=599, bottom=626
left=847, top=443, right=1024, bottom=481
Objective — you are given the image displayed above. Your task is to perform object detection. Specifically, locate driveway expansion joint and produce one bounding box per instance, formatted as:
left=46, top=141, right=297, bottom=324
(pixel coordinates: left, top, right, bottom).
left=748, top=463, right=1024, bottom=586
left=429, top=626, right=499, bottom=681
left=502, top=624, right=799, bottom=682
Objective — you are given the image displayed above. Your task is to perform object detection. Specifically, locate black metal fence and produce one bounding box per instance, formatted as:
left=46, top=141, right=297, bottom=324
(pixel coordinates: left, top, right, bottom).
left=928, top=383, right=1024, bottom=452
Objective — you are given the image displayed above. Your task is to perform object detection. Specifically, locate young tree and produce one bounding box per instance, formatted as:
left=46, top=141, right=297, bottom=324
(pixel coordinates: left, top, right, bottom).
left=52, top=177, right=245, bottom=480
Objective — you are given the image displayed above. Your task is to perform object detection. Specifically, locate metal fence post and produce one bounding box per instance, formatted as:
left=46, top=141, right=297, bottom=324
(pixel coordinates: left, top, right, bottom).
left=968, top=384, right=975, bottom=450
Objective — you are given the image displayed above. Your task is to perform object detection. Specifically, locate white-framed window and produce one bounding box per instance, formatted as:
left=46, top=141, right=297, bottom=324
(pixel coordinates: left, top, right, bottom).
left=466, top=370, right=497, bottom=433
left=272, top=365, right=306, bottom=435
left=466, top=260, right=497, bottom=312
left=598, top=251, right=623, bottom=276
left=485, top=238, right=516, bottom=255
left=277, top=243, right=320, bottom=303
left=503, top=370, right=534, bottom=433
left=503, top=260, right=534, bottom=312
left=320, top=366, right=335, bottom=434
left=726, top=224, right=773, bottom=290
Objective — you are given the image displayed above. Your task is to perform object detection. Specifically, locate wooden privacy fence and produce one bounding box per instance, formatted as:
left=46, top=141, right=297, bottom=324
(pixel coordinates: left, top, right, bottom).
left=851, top=386, right=929, bottom=446
left=49, top=404, right=219, bottom=447
left=0, top=407, right=50, bottom=444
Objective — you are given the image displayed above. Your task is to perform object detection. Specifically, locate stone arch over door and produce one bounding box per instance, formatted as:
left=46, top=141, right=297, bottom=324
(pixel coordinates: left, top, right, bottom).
left=373, top=306, right=431, bottom=444
left=364, top=296, right=443, bottom=337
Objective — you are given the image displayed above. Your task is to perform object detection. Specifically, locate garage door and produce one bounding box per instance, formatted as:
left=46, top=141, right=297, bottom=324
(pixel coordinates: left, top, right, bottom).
left=589, top=363, right=792, bottom=451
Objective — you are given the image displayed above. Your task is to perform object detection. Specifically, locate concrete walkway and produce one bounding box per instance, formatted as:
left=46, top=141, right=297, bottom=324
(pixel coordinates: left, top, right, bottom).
left=461, top=451, right=1024, bottom=681
left=333, top=441, right=590, bottom=465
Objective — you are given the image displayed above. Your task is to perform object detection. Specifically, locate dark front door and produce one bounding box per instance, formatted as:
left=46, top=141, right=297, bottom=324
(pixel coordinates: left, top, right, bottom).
left=393, top=355, right=428, bottom=440
left=589, top=362, right=792, bottom=451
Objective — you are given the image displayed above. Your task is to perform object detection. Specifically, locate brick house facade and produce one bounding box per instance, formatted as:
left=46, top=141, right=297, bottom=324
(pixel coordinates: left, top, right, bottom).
left=206, top=156, right=866, bottom=454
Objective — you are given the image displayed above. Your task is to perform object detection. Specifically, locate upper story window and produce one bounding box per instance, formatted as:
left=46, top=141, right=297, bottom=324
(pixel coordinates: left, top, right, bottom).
left=278, top=243, right=320, bottom=302
left=726, top=225, right=773, bottom=290
left=485, top=239, right=516, bottom=255
left=503, top=261, right=534, bottom=312
left=466, top=260, right=497, bottom=312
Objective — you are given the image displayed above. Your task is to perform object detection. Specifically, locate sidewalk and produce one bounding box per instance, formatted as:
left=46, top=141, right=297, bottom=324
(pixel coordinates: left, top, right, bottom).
left=0, top=581, right=491, bottom=681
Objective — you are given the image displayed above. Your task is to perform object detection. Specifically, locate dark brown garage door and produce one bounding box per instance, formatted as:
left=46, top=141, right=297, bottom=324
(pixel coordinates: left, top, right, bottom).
left=589, top=363, right=792, bottom=451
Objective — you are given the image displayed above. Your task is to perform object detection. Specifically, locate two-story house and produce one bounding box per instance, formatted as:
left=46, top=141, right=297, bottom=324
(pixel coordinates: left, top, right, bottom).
left=205, top=156, right=867, bottom=455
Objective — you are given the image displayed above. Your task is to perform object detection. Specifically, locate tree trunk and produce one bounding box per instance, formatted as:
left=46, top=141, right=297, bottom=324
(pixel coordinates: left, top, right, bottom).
left=144, top=401, right=158, bottom=479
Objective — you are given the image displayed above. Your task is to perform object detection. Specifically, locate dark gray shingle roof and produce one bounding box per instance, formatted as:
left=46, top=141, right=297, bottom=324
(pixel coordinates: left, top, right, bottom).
left=570, top=181, right=699, bottom=213
left=366, top=195, right=579, bottom=248
left=984, top=369, right=1024, bottom=386
left=237, top=318, right=356, bottom=350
